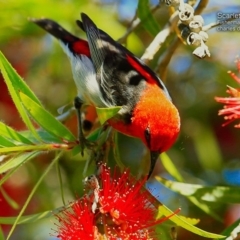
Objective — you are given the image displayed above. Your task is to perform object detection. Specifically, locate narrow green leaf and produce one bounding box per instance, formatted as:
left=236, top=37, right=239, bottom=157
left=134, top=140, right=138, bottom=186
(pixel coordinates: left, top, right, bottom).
left=96, top=106, right=121, bottom=125
left=0, top=206, right=64, bottom=225
left=71, top=145, right=81, bottom=156
left=37, top=129, right=65, bottom=143
left=56, top=162, right=66, bottom=205
left=0, top=226, right=4, bottom=240
left=0, top=52, right=41, bottom=105
left=221, top=219, right=240, bottom=239
left=0, top=51, right=40, bottom=140
left=6, top=152, right=63, bottom=240
left=0, top=162, right=25, bottom=186
left=157, top=177, right=240, bottom=204
left=113, top=132, right=126, bottom=170
left=0, top=144, right=59, bottom=155
left=19, top=92, right=76, bottom=142
left=0, top=152, right=39, bottom=174
left=0, top=187, right=19, bottom=209
left=0, top=135, right=16, bottom=147
left=0, top=211, right=52, bottom=225
left=158, top=205, right=225, bottom=239
left=19, top=129, right=64, bottom=144
left=86, top=127, right=103, bottom=142
left=0, top=122, right=33, bottom=145
left=160, top=153, right=183, bottom=182
left=160, top=153, right=222, bottom=221
left=137, top=0, right=161, bottom=36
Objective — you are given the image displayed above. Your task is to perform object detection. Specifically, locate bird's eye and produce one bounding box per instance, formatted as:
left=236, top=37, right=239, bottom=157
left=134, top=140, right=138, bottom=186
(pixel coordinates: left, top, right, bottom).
left=129, top=74, right=142, bottom=86
left=144, top=127, right=151, bottom=148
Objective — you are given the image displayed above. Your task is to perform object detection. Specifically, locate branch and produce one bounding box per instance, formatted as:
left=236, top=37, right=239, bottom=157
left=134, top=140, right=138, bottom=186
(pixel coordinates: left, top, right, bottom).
left=141, top=11, right=179, bottom=63
left=194, top=0, right=209, bottom=15
left=156, top=37, right=181, bottom=80
left=118, top=3, right=161, bottom=44
left=203, top=16, right=237, bottom=31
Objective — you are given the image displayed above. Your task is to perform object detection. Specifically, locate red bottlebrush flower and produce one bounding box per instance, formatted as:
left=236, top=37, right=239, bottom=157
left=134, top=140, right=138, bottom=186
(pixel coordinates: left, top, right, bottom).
left=55, top=165, right=178, bottom=240
left=55, top=197, right=98, bottom=240
left=98, top=165, right=176, bottom=239
left=215, top=57, right=240, bottom=128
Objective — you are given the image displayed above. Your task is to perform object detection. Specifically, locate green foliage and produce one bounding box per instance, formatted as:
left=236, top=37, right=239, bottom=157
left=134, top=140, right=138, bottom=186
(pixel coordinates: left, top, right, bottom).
left=158, top=205, right=224, bottom=239
left=157, top=177, right=240, bottom=204
left=96, top=106, right=122, bottom=125
left=137, top=0, right=161, bottom=36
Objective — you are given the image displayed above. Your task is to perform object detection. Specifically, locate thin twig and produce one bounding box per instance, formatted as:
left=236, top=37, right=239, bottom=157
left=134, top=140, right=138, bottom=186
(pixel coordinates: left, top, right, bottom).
left=141, top=11, right=179, bottom=63
left=194, top=0, right=209, bottom=15
left=118, top=4, right=161, bottom=44
left=203, top=16, right=238, bottom=31
left=157, top=37, right=181, bottom=80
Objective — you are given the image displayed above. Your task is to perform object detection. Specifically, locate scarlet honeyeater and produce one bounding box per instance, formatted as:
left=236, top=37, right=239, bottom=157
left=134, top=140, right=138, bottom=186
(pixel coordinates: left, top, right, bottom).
left=32, top=13, right=180, bottom=178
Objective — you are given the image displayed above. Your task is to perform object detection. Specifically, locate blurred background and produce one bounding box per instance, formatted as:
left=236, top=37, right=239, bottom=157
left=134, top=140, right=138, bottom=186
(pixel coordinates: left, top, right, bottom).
left=1, top=0, right=240, bottom=239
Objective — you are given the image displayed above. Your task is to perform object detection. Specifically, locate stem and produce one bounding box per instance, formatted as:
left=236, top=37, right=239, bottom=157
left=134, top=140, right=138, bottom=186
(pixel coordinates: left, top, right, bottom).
left=118, top=4, right=161, bottom=44
left=6, top=152, right=63, bottom=240
left=194, top=0, right=209, bottom=15
left=157, top=37, right=181, bottom=80
left=0, top=143, right=71, bottom=154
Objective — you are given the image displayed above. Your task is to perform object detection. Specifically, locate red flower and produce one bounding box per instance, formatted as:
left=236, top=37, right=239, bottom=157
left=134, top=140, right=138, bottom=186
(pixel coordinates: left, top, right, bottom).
left=55, top=197, right=98, bottom=240
left=55, top=165, right=177, bottom=239
left=215, top=58, right=240, bottom=128
left=98, top=165, right=176, bottom=239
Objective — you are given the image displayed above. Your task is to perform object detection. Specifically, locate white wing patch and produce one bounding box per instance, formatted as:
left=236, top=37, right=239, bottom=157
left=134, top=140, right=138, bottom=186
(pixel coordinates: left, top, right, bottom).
left=60, top=43, right=110, bottom=107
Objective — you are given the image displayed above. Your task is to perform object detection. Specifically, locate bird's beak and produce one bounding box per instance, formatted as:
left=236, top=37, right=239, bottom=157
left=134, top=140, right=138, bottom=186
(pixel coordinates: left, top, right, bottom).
left=148, top=151, right=160, bottom=179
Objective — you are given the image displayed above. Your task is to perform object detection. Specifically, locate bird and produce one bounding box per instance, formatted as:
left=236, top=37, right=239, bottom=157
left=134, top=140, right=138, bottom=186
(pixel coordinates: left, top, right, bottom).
left=31, top=13, right=180, bottom=178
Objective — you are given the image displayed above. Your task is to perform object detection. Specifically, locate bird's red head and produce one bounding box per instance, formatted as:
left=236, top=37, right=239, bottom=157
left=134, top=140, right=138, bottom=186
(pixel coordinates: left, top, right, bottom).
left=109, top=82, right=180, bottom=152
left=131, top=83, right=180, bottom=152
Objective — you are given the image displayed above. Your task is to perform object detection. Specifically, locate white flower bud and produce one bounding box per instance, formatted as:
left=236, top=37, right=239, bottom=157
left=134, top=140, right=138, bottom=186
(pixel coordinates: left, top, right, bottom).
left=177, top=21, right=190, bottom=39
left=193, top=42, right=210, bottom=58
left=181, top=26, right=191, bottom=39
left=189, top=20, right=203, bottom=33
left=165, top=0, right=180, bottom=7
left=193, top=15, right=204, bottom=25
left=179, top=4, right=194, bottom=24
left=187, top=32, right=202, bottom=46
left=199, top=31, right=209, bottom=42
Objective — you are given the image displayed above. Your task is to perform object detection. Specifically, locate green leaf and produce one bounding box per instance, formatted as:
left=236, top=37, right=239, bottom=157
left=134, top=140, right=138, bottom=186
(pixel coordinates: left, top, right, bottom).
left=113, top=131, right=126, bottom=171
left=19, top=92, right=76, bottom=142
left=0, top=211, right=52, bottom=225
left=0, top=226, right=4, bottom=240
left=0, top=144, right=60, bottom=155
left=156, top=177, right=240, bottom=204
left=0, top=135, right=16, bottom=147
left=0, top=122, right=33, bottom=145
left=0, top=163, right=24, bottom=186
left=0, top=122, right=32, bottom=144
left=0, top=51, right=41, bottom=140
left=137, top=0, right=161, bottom=36
left=160, top=153, right=222, bottom=221
left=160, top=153, right=183, bottom=182
left=221, top=219, right=240, bottom=239
left=56, top=162, right=66, bottom=205
left=0, top=52, right=41, bottom=105
left=0, top=152, right=39, bottom=174
left=0, top=205, right=64, bottom=225
left=0, top=187, right=19, bottom=210
left=158, top=205, right=225, bottom=239
left=86, top=127, right=103, bottom=142
left=96, top=106, right=121, bottom=125
left=6, top=152, right=63, bottom=240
